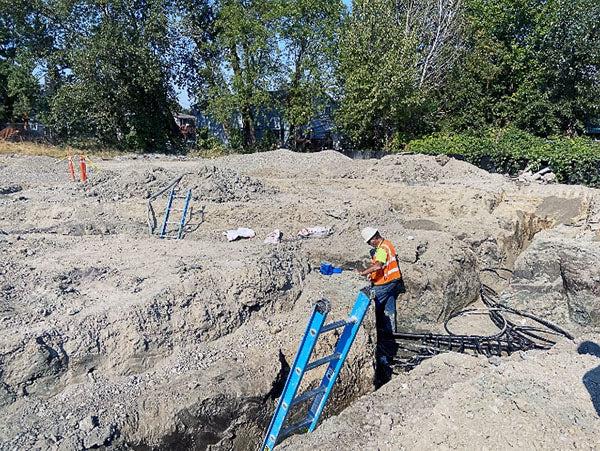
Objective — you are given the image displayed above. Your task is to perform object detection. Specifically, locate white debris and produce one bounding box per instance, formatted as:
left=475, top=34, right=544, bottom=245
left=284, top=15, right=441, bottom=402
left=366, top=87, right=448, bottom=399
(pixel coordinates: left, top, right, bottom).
left=264, top=229, right=283, bottom=244
left=297, top=226, right=332, bottom=239
left=517, top=166, right=556, bottom=184
left=224, top=227, right=256, bottom=242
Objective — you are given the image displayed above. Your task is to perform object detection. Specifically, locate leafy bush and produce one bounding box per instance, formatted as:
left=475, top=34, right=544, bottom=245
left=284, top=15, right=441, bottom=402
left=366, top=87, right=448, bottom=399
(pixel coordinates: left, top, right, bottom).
left=406, top=128, right=600, bottom=187
left=189, top=127, right=229, bottom=158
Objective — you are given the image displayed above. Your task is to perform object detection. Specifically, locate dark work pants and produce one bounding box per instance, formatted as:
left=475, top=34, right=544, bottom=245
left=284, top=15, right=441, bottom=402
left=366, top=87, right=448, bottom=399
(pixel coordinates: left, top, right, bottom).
left=371, top=279, right=403, bottom=336
left=371, top=279, right=405, bottom=385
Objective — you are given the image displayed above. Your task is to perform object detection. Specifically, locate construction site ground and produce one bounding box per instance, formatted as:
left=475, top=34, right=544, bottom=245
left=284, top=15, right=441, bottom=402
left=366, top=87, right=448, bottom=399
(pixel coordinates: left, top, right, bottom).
left=0, top=148, right=599, bottom=450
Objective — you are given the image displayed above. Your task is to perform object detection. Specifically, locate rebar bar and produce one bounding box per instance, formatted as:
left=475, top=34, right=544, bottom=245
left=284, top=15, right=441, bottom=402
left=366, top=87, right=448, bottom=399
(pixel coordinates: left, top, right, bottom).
left=389, top=283, right=573, bottom=372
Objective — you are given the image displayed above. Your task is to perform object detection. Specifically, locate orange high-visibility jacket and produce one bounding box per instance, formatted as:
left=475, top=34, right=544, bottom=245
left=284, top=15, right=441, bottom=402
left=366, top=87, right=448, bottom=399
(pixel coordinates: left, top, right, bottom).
left=369, top=239, right=402, bottom=286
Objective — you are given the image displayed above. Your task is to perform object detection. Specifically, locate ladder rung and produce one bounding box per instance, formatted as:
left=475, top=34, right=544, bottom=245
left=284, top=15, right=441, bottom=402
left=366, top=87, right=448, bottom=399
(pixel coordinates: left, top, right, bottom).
left=306, top=353, right=341, bottom=371
left=174, top=196, right=188, bottom=199
left=291, top=387, right=326, bottom=407
left=166, top=221, right=181, bottom=224
left=320, top=320, right=351, bottom=333
left=279, top=416, right=312, bottom=441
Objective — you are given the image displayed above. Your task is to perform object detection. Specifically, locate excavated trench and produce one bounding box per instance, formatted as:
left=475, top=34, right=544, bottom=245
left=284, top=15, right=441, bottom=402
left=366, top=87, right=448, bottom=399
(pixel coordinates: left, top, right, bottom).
left=0, top=209, right=567, bottom=451
left=137, top=358, right=371, bottom=451
left=2, top=153, right=594, bottom=451
left=135, top=208, right=562, bottom=450
left=134, top=214, right=564, bottom=451
left=126, top=281, right=377, bottom=450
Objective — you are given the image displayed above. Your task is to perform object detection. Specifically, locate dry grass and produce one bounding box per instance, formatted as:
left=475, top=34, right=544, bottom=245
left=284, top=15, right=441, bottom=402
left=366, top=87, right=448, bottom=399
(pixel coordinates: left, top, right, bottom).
left=0, top=141, right=233, bottom=161
left=187, top=146, right=230, bottom=159
left=0, top=141, right=123, bottom=159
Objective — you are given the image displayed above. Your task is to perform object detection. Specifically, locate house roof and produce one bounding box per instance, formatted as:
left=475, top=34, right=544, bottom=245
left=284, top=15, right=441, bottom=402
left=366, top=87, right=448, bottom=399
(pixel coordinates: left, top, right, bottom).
left=175, top=113, right=196, bottom=120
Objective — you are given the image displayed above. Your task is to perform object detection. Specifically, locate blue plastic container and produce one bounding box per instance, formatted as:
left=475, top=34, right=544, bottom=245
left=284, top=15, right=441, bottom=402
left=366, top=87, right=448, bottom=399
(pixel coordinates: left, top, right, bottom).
left=320, top=263, right=333, bottom=275
left=332, top=267, right=342, bottom=274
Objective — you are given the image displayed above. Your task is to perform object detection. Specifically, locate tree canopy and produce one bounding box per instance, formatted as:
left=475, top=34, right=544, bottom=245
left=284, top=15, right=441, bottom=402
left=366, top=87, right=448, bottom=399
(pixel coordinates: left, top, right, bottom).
left=1, top=0, right=598, bottom=151
left=175, top=0, right=343, bottom=150
left=440, top=0, right=600, bottom=137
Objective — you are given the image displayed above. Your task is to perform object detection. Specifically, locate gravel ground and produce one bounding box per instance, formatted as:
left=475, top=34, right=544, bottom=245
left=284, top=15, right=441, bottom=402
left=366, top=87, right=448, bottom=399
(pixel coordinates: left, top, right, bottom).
left=0, top=149, right=599, bottom=450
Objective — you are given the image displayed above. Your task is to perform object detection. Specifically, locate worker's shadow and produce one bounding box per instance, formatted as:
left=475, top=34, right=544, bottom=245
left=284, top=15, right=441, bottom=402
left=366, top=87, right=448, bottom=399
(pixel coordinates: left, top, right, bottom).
left=578, top=341, right=600, bottom=417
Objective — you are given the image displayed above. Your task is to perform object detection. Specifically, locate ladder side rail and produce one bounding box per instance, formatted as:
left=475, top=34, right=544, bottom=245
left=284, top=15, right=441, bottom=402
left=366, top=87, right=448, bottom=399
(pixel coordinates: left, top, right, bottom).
left=261, top=300, right=330, bottom=451
left=159, top=187, right=176, bottom=238
left=307, top=290, right=371, bottom=432
left=147, top=175, right=184, bottom=202
left=177, top=189, right=193, bottom=239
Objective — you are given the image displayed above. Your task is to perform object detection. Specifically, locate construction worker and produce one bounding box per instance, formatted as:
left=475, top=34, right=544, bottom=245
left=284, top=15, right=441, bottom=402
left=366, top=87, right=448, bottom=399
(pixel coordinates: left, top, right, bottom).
left=357, top=227, right=404, bottom=336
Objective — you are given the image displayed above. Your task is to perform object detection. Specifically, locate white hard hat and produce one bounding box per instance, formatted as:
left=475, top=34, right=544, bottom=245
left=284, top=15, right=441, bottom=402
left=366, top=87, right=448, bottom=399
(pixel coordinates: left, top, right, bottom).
left=361, top=227, right=378, bottom=243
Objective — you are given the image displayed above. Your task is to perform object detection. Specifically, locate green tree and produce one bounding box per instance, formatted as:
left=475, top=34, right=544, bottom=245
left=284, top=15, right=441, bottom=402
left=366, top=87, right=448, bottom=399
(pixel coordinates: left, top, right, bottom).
left=336, top=0, right=412, bottom=149
left=177, top=0, right=344, bottom=151
left=0, top=0, right=46, bottom=124
left=336, top=0, right=466, bottom=149
left=277, top=0, right=344, bottom=150
left=40, top=0, right=180, bottom=151
left=441, top=0, right=600, bottom=136
left=176, top=0, right=279, bottom=149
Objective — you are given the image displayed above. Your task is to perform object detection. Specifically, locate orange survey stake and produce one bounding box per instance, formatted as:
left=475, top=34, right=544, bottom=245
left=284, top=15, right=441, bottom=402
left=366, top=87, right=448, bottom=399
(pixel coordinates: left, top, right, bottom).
left=67, top=155, right=76, bottom=181
left=79, top=155, right=87, bottom=183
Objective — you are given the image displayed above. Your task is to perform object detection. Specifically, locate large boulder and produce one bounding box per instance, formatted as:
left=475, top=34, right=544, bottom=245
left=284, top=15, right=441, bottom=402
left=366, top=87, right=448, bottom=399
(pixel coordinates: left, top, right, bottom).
left=505, top=228, right=600, bottom=331
left=395, top=231, right=481, bottom=330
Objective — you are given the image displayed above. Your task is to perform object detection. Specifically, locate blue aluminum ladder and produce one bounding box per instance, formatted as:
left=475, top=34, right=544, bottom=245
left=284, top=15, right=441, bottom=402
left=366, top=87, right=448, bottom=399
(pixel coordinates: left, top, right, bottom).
left=261, top=289, right=371, bottom=450
left=159, top=187, right=192, bottom=239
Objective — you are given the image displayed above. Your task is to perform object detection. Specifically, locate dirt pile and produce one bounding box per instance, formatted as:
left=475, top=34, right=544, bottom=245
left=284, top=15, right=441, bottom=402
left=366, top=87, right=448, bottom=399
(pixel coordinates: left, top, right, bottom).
left=88, top=164, right=274, bottom=202
left=282, top=337, right=600, bottom=450
left=1, top=149, right=599, bottom=450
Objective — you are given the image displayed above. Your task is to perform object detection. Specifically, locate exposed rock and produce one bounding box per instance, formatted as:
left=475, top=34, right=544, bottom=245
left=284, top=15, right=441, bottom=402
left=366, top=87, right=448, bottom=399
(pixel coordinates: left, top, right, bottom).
left=541, top=172, right=557, bottom=183
left=434, top=154, right=450, bottom=166
left=82, top=423, right=117, bottom=448
left=396, top=231, right=481, bottom=329
left=506, top=228, right=600, bottom=330
left=488, top=355, right=502, bottom=366
left=1, top=333, right=69, bottom=396
left=78, top=415, right=98, bottom=433
left=535, top=196, right=585, bottom=225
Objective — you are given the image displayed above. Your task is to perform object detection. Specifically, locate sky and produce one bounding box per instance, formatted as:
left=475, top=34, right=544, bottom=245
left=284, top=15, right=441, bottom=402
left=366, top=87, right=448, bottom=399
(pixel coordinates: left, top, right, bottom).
left=176, top=0, right=352, bottom=110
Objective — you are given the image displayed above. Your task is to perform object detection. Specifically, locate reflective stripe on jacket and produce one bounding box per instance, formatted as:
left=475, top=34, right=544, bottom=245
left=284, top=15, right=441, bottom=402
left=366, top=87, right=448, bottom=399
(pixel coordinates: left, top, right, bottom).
left=369, top=239, right=402, bottom=286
